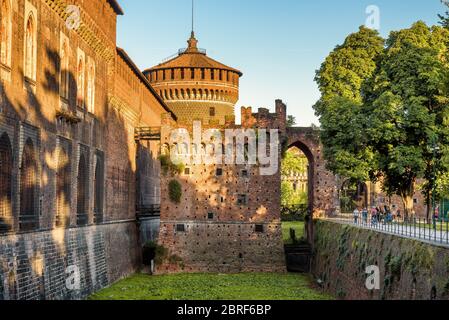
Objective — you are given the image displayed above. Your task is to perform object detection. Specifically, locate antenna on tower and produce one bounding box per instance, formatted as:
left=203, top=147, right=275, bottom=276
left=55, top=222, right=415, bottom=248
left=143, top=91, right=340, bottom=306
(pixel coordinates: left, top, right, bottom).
left=191, top=0, right=195, bottom=35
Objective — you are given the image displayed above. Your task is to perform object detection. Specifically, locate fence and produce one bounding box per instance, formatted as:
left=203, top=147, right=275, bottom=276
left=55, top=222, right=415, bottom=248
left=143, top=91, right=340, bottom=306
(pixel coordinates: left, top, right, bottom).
left=329, top=213, right=449, bottom=246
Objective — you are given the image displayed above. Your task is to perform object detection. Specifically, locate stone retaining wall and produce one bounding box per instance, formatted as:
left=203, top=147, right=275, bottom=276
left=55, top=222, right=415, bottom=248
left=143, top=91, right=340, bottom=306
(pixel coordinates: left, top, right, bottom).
left=312, top=220, right=449, bottom=300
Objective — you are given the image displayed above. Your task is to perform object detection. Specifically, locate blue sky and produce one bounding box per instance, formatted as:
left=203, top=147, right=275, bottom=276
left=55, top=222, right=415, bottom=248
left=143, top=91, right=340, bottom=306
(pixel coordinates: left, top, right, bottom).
left=116, top=0, right=446, bottom=126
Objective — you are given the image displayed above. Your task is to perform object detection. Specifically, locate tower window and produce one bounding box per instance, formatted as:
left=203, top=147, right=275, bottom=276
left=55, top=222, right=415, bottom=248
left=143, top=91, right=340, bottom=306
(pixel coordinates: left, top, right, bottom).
left=77, top=147, right=89, bottom=226
left=210, top=69, right=214, bottom=80
left=216, top=168, right=223, bottom=177
left=241, top=170, right=249, bottom=178
left=208, top=212, right=214, bottom=220
left=255, top=224, right=264, bottom=233
left=181, top=68, right=185, bottom=79
left=0, top=132, right=13, bottom=233
left=1, top=0, right=12, bottom=67
left=201, top=68, right=205, bottom=80
left=94, top=151, right=104, bottom=224
left=87, top=59, right=95, bottom=114
left=191, top=68, right=195, bottom=79
left=210, top=107, right=216, bottom=117
left=76, top=52, right=85, bottom=107
left=176, top=224, right=186, bottom=232
left=24, top=13, right=36, bottom=80
left=56, top=138, right=72, bottom=228
left=20, top=138, right=38, bottom=231
left=171, top=69, right=175, bottom=79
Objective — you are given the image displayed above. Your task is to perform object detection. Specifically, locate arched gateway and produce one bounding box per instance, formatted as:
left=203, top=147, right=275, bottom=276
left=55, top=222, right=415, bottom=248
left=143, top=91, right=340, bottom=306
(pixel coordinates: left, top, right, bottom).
left=286, top=127, right=340, bottom=219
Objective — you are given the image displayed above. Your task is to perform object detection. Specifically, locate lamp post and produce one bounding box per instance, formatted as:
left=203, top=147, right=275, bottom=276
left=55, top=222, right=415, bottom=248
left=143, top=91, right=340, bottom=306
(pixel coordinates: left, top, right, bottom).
left=431, top=135, right=440, bottom=229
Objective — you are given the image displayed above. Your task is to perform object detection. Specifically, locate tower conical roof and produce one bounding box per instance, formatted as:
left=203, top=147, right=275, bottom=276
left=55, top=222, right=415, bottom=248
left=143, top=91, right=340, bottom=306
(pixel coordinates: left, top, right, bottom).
left=144, top=33, right=242, bottom=76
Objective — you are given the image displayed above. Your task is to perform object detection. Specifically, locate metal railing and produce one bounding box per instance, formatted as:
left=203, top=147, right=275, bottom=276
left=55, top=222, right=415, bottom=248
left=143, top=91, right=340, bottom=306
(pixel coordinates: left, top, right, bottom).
left=328, top=213, right=449, bottom=246
left=137, top=204, right=161, bottom=218
left=178, top=48, right=207, bottom=55
left=134, top=127, right=161, bottom=142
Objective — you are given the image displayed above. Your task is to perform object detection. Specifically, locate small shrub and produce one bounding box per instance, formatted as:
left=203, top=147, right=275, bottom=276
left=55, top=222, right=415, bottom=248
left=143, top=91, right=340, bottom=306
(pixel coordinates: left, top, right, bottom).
left=154, top=245, right=169, bottom=266
left=142, top=241, right=157, bottom=266
left=159, top=155, right=185, bottom=176
left=169, top=180, right=182, bottom=204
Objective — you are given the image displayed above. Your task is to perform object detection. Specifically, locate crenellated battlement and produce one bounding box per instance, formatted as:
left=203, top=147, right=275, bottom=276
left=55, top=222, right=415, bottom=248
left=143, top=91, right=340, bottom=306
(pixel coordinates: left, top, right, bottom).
left=241, top=99, right=287, bottom=131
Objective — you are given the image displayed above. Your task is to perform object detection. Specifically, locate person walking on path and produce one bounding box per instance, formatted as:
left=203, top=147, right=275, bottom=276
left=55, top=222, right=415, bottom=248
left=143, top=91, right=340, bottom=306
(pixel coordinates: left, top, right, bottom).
left=353, top=208, right=360, bottom=224
left=362, top=208, right=368, bottom=225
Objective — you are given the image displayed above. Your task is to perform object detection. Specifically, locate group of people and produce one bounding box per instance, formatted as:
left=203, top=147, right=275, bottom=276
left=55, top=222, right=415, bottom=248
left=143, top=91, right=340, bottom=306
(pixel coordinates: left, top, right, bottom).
left=353, top=206, right=402, bottom=225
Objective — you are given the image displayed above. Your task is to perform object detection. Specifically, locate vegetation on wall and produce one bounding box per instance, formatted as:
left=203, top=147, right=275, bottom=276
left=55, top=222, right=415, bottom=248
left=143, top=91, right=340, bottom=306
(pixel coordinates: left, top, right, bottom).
left=313, top=220, right=449, bottom=300
left=159, top=155, right=185, bottom=176
left=168, top=179, right=182, bottom=204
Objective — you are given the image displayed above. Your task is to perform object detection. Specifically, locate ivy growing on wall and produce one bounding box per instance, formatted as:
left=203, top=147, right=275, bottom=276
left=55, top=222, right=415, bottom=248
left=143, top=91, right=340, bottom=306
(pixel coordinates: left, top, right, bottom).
left=160, top=155, right=185, bottom=176
left=168, top=179, right=182, bottom=204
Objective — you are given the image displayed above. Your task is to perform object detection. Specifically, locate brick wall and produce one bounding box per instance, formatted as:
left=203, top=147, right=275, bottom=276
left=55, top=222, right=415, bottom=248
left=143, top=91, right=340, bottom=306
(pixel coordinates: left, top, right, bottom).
left=0, top=0, right=169, bottom=299
left=156, top=101, right=287, bottom=273
left=313, top=220, right=449, bottom=300
left=0, top=221, right=139, bottom=300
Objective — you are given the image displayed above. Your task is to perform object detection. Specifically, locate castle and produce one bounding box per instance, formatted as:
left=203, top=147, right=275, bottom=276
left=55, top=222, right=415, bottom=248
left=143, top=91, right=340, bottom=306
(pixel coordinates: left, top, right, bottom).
left=0, top=0, right=288, bottom=299
left=143, top=32, right=287, bottom=273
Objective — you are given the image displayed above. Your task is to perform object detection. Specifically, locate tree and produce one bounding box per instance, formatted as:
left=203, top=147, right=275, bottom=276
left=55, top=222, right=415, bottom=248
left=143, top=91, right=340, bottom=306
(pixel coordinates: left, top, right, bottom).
left=281, top=149, right=309, bottom=209
left=314, top=26, right=384, bottom=182
left=316, top=22, right=449, bottom=218
left=281, top=148, right=308, bottom=176
left=314, top=26, right=384, bottom=111
left=287, top=115, right=297, bottom=127
left=364, top=22, right=449, bottom=218
left=439, top=0, right=449, bottom=29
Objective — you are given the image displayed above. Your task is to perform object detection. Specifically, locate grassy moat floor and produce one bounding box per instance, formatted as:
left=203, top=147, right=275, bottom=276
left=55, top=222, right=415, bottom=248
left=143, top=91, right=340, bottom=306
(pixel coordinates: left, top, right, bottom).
left=89, top=273, right=333, bottom=300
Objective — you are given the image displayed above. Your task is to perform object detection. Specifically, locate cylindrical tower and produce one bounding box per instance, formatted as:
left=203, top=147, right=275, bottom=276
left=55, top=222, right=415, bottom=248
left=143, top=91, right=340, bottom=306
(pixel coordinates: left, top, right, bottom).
left=144, top=32, right=242, bottom=125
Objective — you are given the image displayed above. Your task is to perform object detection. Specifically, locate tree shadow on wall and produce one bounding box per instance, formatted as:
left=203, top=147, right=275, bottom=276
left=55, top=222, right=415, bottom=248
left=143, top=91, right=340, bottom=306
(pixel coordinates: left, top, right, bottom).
left=0, top=44, right=134, bottom=300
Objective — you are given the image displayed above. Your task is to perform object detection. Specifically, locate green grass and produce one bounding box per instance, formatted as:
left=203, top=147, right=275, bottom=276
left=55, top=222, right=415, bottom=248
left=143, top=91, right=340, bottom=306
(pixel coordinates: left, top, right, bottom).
left=89, top=273, right=333, bottom=300
left=282, top=221, right=305, bottom=244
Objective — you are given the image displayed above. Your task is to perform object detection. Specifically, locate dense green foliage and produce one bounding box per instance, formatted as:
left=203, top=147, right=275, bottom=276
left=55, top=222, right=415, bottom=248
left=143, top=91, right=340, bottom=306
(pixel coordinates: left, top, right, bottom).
left=281, top=149, right=308, bottom=209
left=439, top=0, right=449, bottom=29
left=281, top=148, right=308, bottom=175
left=89, top=273, right=333, bottom=300
left=287, top=115, right=297, bottom=127
left=168, top=179, right=182, bottom=204
left=314, top=26, right=384, bottom=182
left=314, top=21, right=449, bottom=217
left=281, top=182, right=307, bottom=208
left=160, top=155, right=185, bottom=175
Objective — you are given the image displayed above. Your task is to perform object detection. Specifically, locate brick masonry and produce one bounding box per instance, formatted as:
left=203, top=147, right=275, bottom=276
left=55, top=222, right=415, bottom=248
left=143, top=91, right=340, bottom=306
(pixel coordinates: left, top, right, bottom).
left=0, top=0, right=171, bottom=300
left=313, top=220, right=449, bottom=300
left=156, top=101, right=289, bottom=274
left=0, top=221, right=139, bottom=300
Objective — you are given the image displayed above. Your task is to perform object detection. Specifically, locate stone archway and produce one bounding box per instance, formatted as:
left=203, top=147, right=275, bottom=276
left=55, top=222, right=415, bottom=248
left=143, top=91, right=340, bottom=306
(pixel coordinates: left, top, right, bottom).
left=286, top=127, right=340, bottom=218
left=285, top=127, right=340, bottom=247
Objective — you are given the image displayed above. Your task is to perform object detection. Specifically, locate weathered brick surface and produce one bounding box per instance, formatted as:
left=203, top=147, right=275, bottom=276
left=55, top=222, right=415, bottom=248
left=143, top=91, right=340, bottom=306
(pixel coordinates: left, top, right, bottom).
left=0, top=221, right=139, bottom=300
left=0, top=0, right=170, bottom=300
left=157, top=101, right=288, bottom=273
left=313, top=220, right=449, bottom=300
